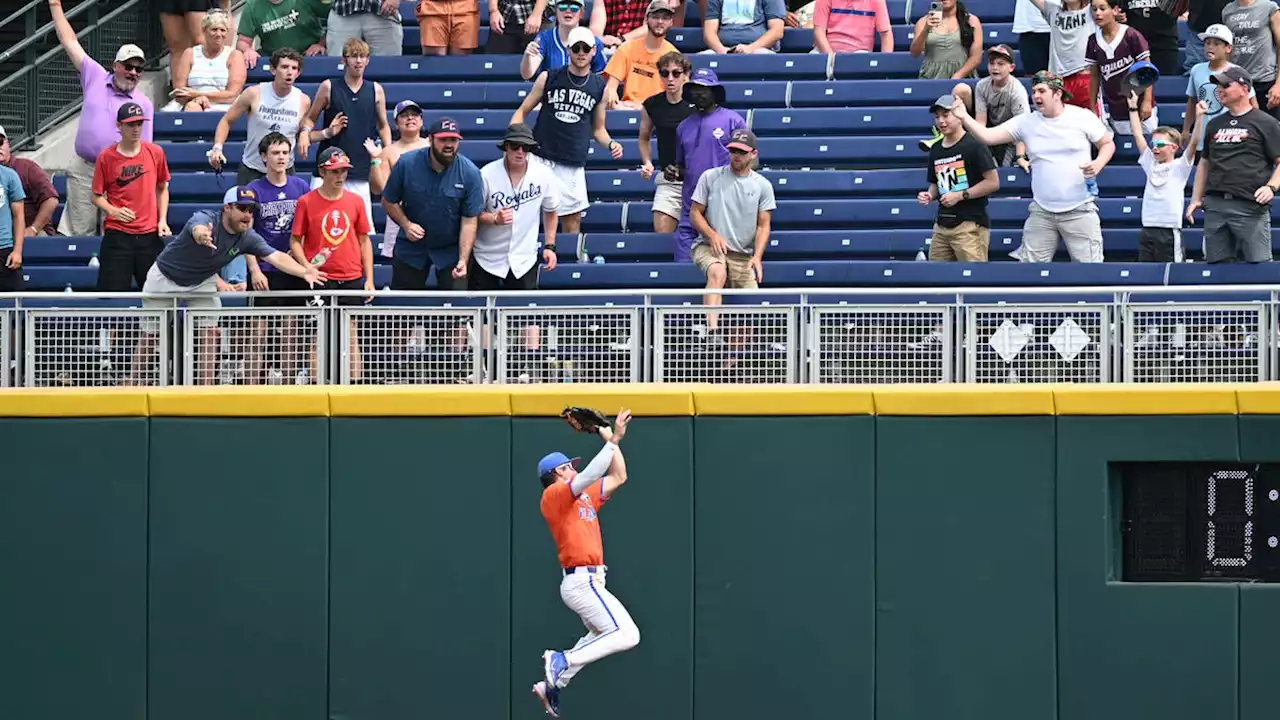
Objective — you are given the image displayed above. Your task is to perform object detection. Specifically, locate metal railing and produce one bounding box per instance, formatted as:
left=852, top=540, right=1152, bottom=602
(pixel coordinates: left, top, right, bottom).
left=0, top=286, right=1276, bottom=387
left=1, top=0, right=165, bottom=151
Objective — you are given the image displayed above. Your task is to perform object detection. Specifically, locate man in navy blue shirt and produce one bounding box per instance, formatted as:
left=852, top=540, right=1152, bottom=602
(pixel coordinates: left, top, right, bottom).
left=381, top=116, right=485, bottom=291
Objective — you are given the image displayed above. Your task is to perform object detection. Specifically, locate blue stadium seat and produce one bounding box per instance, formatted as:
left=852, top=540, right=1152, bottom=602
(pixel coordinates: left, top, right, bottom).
left=749, top=104, right=1191, bottom=136
left=689, top=52, right=829, bottom=79
left=1166, top=263, right=1280, bottom=285
left=21, top=236, right=102, bottom=262
left=245, top=54, right=523, bottom=83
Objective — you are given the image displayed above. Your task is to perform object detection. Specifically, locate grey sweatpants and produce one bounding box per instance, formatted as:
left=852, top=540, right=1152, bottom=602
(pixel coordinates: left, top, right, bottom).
left=326, top=10, right=404, bottom=57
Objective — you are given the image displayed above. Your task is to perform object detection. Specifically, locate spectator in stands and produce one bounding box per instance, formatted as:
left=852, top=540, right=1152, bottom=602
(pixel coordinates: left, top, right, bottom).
left=521, top=0, right=606, bottom=81
left=367, top=100, right=431, bottom=259
left=1123, top=0, right=1182, bottom=74
left=242, top=131, right=312, bottom=384
left=591, top=0, right=686, bottom=48
left=160, top=0, right=231, bottom=67
left=0, top=158, right=24, bottom=292
left=91, top=103, right=172, bottom=291
left=911, top=0, right=983, bottom=79
left=786, top=0, right=815, bottom=28
left=689, top=128, right=775, bottom=330
left=1132, top=95, right=1206, bottom=261
left=1086, top=0, right=1156, bottom=136
left=0, top=128, right=59, bottom=237
left=917, top=94, right=999, bottom=261
left=1031, top=0, right=1098, bottom=112
left=134, top=186, right=323, bottom=385
left=639, top=51, right=695, bottom=234
left=210, top=48, right=312, bottom=185
left=236, top=0, right=329, bottom=68
left=297, top=39, right=392, bottom=228
left=290, top=147, right=375, bottom=380
left=487, top=0, right=553, bottom=54
left=812, top=0, right=893, bottom=54
left=49, top=0, right=155, bottom=237
left=951, top=72, right=1115, bottom=263
left=473, top=123, right=559, bottom=290
left=1185, top=24, right=1258, bottom=152
left=1015, top=0, right=1052, bottom=76
left=702, top=0, right=785, bottom=53
left=514, top=27, right=622, bottom=233
left=672, top=68, right=746, bottom=261
left=381, top=117, right=484, bottom=290
left=1186, top=0, right=1232, bottom=72
left=327, top=0, right=405, bottom=57
left=1187, top=65, right=1280, bottom=262
left=163, top=8, right=246, bottom=112
left=1222, top=0, right=1280, bottom=120
left=417, top=0, right=481, bottom=55
left=949, top=45, right=1030, bottom=169
left=603, top=0, right=679, bottom=109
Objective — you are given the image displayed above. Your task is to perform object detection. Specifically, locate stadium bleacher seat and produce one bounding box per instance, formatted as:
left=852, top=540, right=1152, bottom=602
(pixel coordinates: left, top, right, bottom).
left=26, top=2, right=1258, bottom=298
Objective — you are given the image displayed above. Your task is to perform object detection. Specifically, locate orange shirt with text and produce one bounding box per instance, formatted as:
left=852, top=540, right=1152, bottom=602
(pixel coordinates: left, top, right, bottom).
left=604, top=38, right=677, bottom=104
left=540, top=481, right=608, bottom=568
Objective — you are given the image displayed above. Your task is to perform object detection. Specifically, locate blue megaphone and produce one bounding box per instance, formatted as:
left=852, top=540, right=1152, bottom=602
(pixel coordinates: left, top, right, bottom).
left=1125, top=60, right=1161, bottom=93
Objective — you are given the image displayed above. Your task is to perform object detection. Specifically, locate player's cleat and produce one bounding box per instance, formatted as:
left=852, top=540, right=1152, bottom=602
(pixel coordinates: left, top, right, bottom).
left=533, top=680, right=561, bottom=718
left=543, top=649, right=568, bottom=688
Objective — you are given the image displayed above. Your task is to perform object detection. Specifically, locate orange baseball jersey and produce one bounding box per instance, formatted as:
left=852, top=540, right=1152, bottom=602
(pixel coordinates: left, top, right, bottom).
left=540, top=480, right=609, bottom=568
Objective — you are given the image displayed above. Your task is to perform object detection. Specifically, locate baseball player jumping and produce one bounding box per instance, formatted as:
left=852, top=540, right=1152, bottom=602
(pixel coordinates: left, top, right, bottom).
left=533, top=408, right=640, bottom=718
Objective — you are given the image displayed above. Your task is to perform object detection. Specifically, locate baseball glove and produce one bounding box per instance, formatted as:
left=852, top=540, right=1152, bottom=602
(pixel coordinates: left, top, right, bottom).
left=561, top=406, right=612, bottom=434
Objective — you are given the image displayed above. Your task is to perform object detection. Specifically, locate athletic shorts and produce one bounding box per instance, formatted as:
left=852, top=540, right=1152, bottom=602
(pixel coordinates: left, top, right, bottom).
left=653, top=174, right=682, bottom=219
left=531, top=154, right=589, bottom=216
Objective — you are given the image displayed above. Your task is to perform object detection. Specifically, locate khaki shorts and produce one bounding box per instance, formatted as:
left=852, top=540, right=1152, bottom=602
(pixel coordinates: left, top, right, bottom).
left=691, top=244, right=758, bottom=288
left=653, top=175, right=682, bottom=219
left=929, top=221, right=989, bottom=262
left=140, top=263, right=221, bottom=333
left=417, top=3, right=479, bottom=49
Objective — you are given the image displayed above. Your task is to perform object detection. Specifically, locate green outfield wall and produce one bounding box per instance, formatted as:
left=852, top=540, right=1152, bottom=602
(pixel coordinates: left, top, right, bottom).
left=1, top=384, right=1278, bottom=720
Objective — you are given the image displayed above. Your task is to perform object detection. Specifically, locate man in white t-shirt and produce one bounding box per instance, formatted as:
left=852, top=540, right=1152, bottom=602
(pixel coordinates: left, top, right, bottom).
left=952, top=70, right=1115, bottom=262
left=473, top=122, right=560, bottom=290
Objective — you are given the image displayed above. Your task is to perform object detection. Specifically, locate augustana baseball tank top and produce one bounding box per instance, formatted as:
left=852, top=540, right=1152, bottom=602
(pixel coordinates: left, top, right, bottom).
left=243, top=81, right=304, bottom=173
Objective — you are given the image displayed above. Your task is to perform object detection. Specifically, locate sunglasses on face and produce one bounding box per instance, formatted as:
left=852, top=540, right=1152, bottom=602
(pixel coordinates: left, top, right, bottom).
left=1151, top=139, right=1176, bottom=149
left=659, top=68, right=684, bottom=78
left=504, top=142, right=531, bottom=151
left=729, top=147, right=750, bottom=155
left=557, top=2, right=583, bottom=9
left=121, top=63, right=144, bottom=74
left=570, top=42, right=593, bottom=54
left=233, top=203, right=255, bottom=213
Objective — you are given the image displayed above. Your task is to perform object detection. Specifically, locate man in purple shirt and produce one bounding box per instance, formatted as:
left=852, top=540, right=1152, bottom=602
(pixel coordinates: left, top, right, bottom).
left=49, top=0, right=155, bottom=237
left=671, top=68, right=745, bottom=262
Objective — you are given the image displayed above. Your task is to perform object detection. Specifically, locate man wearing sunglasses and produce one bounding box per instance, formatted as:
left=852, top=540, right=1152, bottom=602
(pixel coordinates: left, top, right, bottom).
left=475, top=123, right=559, bottom=291
left=514, top=26, right=623, bottom=234
left=48, top=0, right=155, bottom=238
left=602, top=0, right=678, bottom=110
left=639, top=51, right=696, bottom=234
left=521, top=0, right=606, bottom=82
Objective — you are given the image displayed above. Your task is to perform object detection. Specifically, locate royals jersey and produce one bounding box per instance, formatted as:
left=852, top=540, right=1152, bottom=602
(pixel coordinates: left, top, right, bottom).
left=541, top=481, right=608, bottom=568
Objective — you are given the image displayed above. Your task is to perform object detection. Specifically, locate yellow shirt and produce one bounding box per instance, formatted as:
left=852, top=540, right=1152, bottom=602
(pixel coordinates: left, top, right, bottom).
left=603, top=37, right=678, bottom=104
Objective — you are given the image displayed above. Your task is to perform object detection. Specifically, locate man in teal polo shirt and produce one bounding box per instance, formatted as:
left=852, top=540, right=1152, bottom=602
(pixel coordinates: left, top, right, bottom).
left=381, top=116, right=485, bottom=291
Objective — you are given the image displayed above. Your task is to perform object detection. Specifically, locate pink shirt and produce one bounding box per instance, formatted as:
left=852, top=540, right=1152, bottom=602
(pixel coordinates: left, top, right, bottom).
left=75, top=57, right=154, bottom=163
left=814, top=0, right=890, bottom=52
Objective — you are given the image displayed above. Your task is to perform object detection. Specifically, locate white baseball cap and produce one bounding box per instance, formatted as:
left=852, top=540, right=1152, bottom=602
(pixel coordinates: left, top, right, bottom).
left=115, top=44, right=146, bottom=63
left=565, top=27, right=596, bottom=50
left=1199, top=23, right=1233, bottom=45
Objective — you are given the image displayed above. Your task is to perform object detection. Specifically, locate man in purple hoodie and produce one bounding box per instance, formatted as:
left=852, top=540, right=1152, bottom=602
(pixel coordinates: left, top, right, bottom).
left=670, top=68, right=746, bottom=262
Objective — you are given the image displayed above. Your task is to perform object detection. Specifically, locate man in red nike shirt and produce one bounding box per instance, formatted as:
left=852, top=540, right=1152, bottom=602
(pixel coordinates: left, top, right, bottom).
left=289, top=146, right=374, bottom=381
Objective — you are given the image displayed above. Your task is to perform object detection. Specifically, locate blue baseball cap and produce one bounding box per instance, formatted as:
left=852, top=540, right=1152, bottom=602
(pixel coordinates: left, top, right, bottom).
left=223, top=185, right=259, bottom=206
left=538, top=452, right=580, bottom=478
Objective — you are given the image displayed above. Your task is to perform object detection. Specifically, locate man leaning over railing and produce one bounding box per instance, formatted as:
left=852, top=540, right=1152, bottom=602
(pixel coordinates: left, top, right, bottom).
left=130, top=186, right=324, bottom=386
left=48, top=0, right=156, bottom=238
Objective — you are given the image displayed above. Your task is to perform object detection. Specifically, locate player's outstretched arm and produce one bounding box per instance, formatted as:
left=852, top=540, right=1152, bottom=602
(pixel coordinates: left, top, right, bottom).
left=601, top=444, right=628, bottom=499
left=569, top=408, right=631, bottom=497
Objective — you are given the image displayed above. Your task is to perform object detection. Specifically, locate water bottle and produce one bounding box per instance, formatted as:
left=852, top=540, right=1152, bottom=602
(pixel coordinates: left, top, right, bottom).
left=310, top=246, right=333, bottom=266
left=593, top=255, right=605, bottom=264
left=88, top=253, right=99, bottom=268
left=64, top=283, right=73, bottom=293
left=562, top=360, right=574, bottom=382
left=1085, top=176, right=1099, bottom=197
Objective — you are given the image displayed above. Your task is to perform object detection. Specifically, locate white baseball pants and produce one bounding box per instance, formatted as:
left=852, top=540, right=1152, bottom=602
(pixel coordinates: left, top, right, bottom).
left=556, top=568, right=640, bottom=688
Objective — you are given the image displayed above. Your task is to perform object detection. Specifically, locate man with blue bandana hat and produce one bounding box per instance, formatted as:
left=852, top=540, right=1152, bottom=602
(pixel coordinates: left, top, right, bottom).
left=670, top=68, right=746, bottom=262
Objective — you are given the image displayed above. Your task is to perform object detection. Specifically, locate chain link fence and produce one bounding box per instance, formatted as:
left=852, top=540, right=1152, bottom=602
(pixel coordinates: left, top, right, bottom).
left=1122, top=303, right=1268, bottom=383
left=339, top=307, right=485, bottom=385
left=495, top=307, right=641, bottom=384
left=653, top=305, right=798, bottom=383
left=184, top=307, right=327, bottom=385
left=24, top=307, right=171, bottom=387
